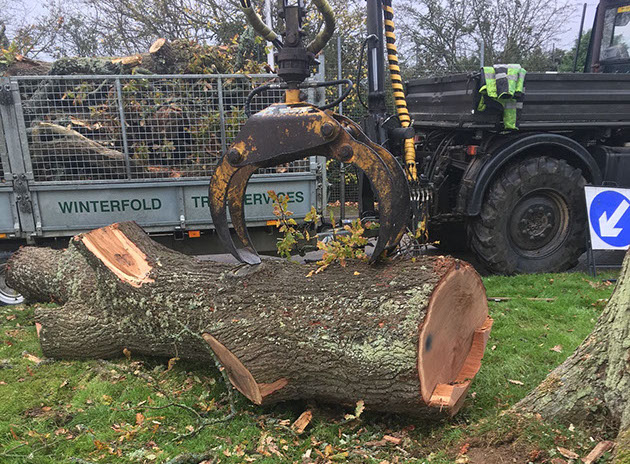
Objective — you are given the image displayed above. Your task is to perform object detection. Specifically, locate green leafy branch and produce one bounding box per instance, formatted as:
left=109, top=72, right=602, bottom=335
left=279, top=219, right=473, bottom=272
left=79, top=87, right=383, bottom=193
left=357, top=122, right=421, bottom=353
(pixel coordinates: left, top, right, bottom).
left=314, top=214, right=369, bottom=273
left=268, top=190, right=320, bottom=260
left=269, top=191, right=376, bottom=273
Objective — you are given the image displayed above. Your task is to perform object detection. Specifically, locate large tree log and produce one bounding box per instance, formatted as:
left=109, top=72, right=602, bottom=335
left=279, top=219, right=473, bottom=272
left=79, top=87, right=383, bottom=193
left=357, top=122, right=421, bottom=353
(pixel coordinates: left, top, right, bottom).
left=27, top=122, right=200, bottom=180
left=517, top=249, right=630, bottom=459
left=6, top=222, right=492, bottom=417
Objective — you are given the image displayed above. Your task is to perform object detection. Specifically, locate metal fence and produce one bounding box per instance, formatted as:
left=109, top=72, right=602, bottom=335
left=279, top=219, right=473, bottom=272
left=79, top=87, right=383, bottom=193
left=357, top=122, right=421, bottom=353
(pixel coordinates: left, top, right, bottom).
left=14, top=74, right=310, bottom=183
left=325, top=103, right=367, bottom=206
left=0, top=73, right=323, bottom=240
left=2, top=67, right=371, bottom=229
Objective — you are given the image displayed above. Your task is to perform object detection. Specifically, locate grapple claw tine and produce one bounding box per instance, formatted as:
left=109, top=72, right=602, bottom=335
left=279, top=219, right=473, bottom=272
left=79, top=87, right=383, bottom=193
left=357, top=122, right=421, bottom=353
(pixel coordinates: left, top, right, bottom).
left=227, top=164, right=259, bottom=261
left=332, top=114, right=411, bottom=251
left=328, top=132, right=409, bottom=262
left=209, top=158, right=262, bottom=265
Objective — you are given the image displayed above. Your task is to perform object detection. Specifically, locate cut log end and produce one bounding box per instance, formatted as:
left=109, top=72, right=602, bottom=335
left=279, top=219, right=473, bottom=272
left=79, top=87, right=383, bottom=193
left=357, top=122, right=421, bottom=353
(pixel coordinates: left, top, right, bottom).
left=418, top=261, right=491, bottom=415
left=427, top=317, right=493, bottom=414
left=202, top=333, right=289, bottom=405
left=149, top=38, right=168, bottom=55
left=78, top=224, right=154, bottom=287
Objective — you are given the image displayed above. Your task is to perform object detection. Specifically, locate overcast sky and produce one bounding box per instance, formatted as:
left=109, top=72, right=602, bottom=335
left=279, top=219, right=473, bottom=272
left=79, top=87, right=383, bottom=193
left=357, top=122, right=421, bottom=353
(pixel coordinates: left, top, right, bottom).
left=14, top=0, right=602, bottom=50
left=562, top=1, right=599, bottom=47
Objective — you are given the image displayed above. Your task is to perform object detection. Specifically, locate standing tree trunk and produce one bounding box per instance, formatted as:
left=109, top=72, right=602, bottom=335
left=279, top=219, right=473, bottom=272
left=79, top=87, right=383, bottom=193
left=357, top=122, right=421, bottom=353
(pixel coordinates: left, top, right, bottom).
left=517, top=249, right=630, bottom=460
left=6, top=222, right=492, bottom=418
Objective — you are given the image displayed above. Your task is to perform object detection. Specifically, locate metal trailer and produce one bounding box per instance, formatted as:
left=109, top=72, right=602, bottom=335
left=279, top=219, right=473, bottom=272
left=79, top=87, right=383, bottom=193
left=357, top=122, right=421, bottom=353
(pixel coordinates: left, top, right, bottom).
left=0, top=73, right=326, bottom=301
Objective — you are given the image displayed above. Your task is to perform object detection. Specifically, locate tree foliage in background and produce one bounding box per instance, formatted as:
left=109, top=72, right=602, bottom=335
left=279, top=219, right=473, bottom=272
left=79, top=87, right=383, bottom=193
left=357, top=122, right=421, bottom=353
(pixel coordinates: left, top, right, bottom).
left=397, top=0, right=576, bottom=77
left=2, top=0, right=580, bottom=77
left=1, top=1, right=65, bottom=59
left=558, top=30, right=592, bottom=72
left=2, top=0, right=260, bottom=58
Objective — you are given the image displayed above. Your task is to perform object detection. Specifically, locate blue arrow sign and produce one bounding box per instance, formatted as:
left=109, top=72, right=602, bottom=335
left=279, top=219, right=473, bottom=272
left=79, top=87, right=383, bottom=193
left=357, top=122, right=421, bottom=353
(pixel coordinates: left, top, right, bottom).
left=588, top=189, right=630, bottom=249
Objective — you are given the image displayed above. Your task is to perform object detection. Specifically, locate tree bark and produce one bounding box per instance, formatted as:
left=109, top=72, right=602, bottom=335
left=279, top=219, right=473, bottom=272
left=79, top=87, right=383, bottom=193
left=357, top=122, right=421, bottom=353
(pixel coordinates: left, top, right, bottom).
left=6, top=222, right=492, bottom=417
left=517, top=249, right=630, bottom=459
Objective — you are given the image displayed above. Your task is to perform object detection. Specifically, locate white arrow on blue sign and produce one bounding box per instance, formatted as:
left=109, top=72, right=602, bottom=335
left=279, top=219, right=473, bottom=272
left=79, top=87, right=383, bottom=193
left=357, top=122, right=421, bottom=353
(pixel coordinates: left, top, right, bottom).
left=585, top=186, right=630, bottom=250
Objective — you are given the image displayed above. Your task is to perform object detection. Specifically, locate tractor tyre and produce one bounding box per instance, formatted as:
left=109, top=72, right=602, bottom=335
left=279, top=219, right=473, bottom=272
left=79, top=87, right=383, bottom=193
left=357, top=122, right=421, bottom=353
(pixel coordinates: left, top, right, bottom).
left=468, top=156, right=587, bottom=275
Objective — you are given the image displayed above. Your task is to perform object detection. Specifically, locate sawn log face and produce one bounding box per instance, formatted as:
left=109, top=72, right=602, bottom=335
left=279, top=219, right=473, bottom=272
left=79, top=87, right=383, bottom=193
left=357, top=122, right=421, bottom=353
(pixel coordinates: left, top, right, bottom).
left=7, top=222, right=491, bottom=417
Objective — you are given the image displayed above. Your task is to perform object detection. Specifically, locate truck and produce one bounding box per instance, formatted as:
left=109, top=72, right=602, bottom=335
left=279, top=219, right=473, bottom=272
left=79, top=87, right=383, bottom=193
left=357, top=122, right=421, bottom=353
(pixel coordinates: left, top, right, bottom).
left=2, top=0, right=630, bottom=301
left=399, top=0, right=630, bottom=274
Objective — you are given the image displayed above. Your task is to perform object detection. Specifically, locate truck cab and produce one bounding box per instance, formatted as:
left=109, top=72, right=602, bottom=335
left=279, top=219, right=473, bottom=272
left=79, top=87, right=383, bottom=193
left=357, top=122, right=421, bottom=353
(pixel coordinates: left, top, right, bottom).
left=588, top=0, right=630, bottom=73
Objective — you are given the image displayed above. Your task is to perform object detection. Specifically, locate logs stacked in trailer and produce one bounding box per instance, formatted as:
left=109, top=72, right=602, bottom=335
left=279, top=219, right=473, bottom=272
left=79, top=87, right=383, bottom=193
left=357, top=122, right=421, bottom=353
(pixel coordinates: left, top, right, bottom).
left=6, top=222, right=492, bottom=416
left=3, top=38, right=277, bottom=181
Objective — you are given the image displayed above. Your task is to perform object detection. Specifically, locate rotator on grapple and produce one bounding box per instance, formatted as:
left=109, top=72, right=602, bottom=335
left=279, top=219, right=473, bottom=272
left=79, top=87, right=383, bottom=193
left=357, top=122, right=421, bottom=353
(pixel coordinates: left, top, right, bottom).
left=209, top=0, right=417, bottom=264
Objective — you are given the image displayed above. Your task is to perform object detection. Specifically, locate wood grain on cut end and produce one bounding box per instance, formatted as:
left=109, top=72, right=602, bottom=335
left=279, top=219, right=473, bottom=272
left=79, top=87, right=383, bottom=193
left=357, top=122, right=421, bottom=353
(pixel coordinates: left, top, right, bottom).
left=259, top=378, right=289, bottom=398
left=202, top=333, right=263, bottom=404
left=79, top=224, right=154, bottom=287
left=149, top=38, right=167, bottom=54
left=417, top=261, right=489, bottom=408
left=428, top=316, right=493, bottom=414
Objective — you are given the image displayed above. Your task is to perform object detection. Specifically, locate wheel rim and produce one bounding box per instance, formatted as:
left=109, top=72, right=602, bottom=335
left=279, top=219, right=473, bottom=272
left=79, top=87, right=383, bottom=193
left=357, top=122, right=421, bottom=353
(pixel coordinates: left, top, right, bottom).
left=0, top=263, right=24, bottom=305
left=508, top=189, right=570, bottom=259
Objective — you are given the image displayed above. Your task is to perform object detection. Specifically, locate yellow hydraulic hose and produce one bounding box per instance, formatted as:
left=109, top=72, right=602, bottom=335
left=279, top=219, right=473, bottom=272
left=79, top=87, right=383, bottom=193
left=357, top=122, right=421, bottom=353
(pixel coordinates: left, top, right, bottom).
left=381, top=0, right=417, bottom=182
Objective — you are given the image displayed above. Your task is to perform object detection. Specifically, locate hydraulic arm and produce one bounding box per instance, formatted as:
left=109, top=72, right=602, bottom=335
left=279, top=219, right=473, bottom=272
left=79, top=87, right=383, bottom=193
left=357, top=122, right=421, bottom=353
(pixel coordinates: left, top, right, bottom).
left=208, top=0, right=411, bottom=264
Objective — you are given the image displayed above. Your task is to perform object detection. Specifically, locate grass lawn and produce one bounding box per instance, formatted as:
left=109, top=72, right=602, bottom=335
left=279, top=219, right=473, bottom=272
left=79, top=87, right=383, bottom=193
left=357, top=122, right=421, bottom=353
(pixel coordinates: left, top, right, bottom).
left=0, top=270, right=619, bottom=463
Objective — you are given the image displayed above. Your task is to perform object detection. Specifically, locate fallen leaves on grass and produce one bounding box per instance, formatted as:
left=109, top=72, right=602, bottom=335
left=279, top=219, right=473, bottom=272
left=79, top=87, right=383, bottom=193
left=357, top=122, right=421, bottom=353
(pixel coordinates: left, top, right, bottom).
left=315, top=443, right=348, bottom=461
left=383, top=435, right=402, bottom=445
left=550, top=345, right=563, bottom=353
left=364, top=435, right=403, bottom=448
left=507, top=379, right=524, bottom=385
left=583, top=278, right=613, bottom=290
left=257, top=432, right=283, bottom=458
left=550, top=458, right=567, bottom=464
left=22, top=352, right=42, bottom=364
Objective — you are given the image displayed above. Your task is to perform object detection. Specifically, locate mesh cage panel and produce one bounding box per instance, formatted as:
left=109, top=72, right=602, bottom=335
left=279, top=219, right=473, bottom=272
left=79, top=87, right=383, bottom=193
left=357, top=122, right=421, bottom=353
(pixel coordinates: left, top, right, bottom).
left=16, top=75, right=312, bottom=182
left=327, top=160, right=359, bottom=204
left=18, top=77, right=127, bottom=181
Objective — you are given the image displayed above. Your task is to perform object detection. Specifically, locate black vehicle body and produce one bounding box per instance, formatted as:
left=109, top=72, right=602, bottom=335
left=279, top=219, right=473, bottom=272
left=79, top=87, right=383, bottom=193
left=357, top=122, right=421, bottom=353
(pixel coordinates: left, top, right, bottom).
left=396, top=0, right=630, bottom=273
left=407, top=72, right=630, bottom=216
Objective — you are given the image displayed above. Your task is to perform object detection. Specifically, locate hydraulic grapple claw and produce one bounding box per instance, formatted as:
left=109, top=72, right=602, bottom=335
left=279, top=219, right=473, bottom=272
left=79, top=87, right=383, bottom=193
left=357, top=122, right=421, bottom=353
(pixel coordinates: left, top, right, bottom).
left=208, top=102, right=410, bottom=265
left=226, top=164, right=258, bottom=256
left=331, top=114, right=411, bottom=252
left=208, top=159, right=261, bottom=265
left=324, top=129, right=408, bottom=262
